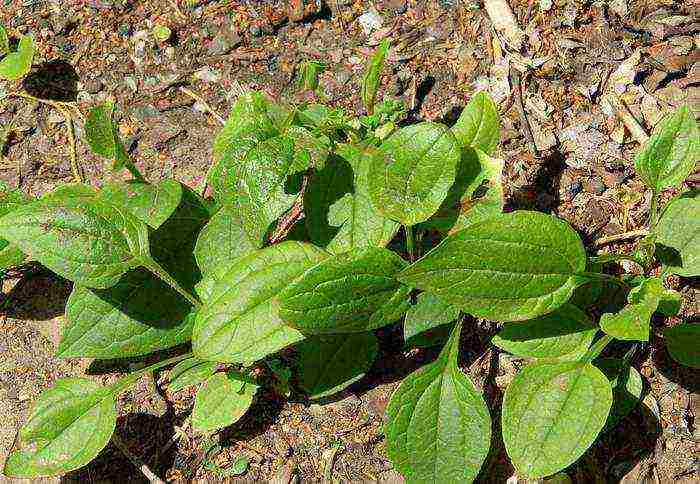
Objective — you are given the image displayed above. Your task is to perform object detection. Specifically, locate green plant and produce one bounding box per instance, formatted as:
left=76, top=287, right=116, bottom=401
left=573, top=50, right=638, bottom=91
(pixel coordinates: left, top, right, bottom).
left=0, top=38, right=698, bottom=481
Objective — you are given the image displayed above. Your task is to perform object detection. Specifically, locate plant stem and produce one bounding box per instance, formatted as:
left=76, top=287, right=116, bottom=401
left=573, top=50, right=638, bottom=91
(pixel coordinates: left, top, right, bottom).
left=125, top=163, right=146, bottom=183
left=109, top=352, right=192, bottom=395
left=583, top=334, right=613, bottom=363
left=594, top=228, right=649, bottom=246
left=404, top=225, right=415, bottom=262
left=579, top=271, right=630, bottom=290
left=588, top=253, right=641, bottom=266
left=143, top=258, right=201, bottom=307
left=649, top=189, right=659, bottom=228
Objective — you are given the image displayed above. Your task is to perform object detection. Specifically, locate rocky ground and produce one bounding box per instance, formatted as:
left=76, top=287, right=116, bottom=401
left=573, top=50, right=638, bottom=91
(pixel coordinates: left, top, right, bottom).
left=0, top=0, right=698, bottom=482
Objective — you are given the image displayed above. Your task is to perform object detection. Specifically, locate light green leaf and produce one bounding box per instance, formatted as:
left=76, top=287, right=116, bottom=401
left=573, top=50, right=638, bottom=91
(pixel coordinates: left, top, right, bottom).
left=305, top=143, right=399, bottom=253
left=192, top=371, right=258, bottom=432
left=0, top=35, right=35, bottom=81
left=278, top=247, right=409, bottom=334
left=385, top=322, right=491, bottom=482
left=595, top=358, right=644, bottom=431
left=600, top=277, right=663, bottom=341
left=3, top=378, right=116, bottom=477
left=361, top=38, right=391, bottom=115
left=452, top=92, right=501, bottom=154
left=297, top=332, right=378, bottom=399
left=404, top=292, right=460, bottom=349
left=492, top=304, right=597, bottom=360
left=0, top=186, right=150, bottom=288
left=85, top=101, right=133, bottom=172
left=193, top=242, right=328, bottom=363
left=368, top=122, right=460, bottom=226
left=99, top=180, right=182, bottom=230
left=0, top=244, right=25, bottom=271
left=399, top=211, right=588, bottom=322
left=169, top=358, right=218, bottom=392
left=285, top=125, right=331, bottom=169
left=502, top=361, right=612, bottom=478
left=654, top=191, right=699, bottom=277
left=635, top=105, right=699, bottom=191
left=664, top=323, right=700, bottom=368
left=0, top=181, right=28, bottom=269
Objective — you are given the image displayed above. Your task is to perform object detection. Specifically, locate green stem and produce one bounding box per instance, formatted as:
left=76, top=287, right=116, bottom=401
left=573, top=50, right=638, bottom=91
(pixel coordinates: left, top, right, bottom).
left=582, top=334, right=614, bottom=363
left=109, top=352, right=192, bottom=395
left=125, top=163, right=146, bottom=183
left=404, top=225, right=415, bottom=262
left=588, top=254, right=641, bottom=266
left=649, top=189, right=659, bottom=228
left=579, top=272, right=630, bottom=290
left=143, top=258, right=201, bottom=307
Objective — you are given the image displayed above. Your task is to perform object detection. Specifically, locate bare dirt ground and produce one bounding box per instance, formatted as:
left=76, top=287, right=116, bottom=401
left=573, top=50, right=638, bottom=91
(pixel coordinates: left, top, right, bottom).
left=0, top=0, right=698, bottom=482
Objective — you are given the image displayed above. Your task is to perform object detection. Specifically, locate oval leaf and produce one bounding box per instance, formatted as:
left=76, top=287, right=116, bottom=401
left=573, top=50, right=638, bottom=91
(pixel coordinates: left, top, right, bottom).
left=193, top=242, right=328, bottom=363
left=3, top=378, right=116, bottom=477
left=404, top=292, right=460, bottom=349
left=192, top=372, right=258, bottom=432
left=368, top=122, right=460, bottom=226
left=492, top=304, right=597, bottom=360
left=399, top=211, right=588, bottom=321
left=85, top=101, right=133, bottom=171
left=298, top=332, right=378, bottom=399
left=664, top=323, right=700, bottom=368
left=99, top=180, right=182, bottom=229
left=278, top=247, right=410, bottom=334
left=600, top=277, right=663, bottom=342
left=452, top=91, right=501, bottom=154
left=385, top=323, right=491, bottom=482
left=654, top=191, right=699, bottom=277
left=502, top=361, right=613, bottom=478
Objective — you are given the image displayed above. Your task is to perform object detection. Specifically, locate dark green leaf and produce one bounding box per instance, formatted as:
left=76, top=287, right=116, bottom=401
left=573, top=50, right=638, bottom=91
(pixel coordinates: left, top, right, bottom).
left=278, top=247, right=409, bottom=334
left=635, top=105, right=699, bottom=191
left=192, top=371, right=258, bottom=432
left=3, top=378, right=116, bottom=477
left=502, top=361, right=612, bottom=478
left=399, top=211, right=588, bottom=321
left=361, top=38, right=390, bottom=115
left=0, top=34, right=35, bottom=80
left=654, top=191, right=699, bottom=277
left=492, top=304, right=597, bottom=360
left=658, top=289, right=682, bottom=317
left=404, top=292, right=460, bottom=349
left=600, top=277, right=663, bottom=341
left=193, top=242, right=328, bottom=363
left=169, top=358, right=218, bottom=392
left=99, top=180, right=182, bottom=229
left=385, top=323, right=491, bottom=482
left=368, top=122, right=460, bottom=226
left=595, top=358, right=643, bottom=431
left=664, top=323, right=700, bottom=368
left=298, top=332, right=378, bottom=399
left=452, top=92, right=501, bottom=154
left=85, top=101, right=133, bottom=171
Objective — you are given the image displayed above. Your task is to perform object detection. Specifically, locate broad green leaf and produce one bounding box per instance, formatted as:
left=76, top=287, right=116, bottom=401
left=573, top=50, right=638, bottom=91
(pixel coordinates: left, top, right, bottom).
left=195, top=205, right=259, bottom=277
left=452, top=92, right=501, bottom=154
left=0, top=35, right=35, bottom=80
left=600, top=277, right=663, bottom=341
left=85, top=101, right=133, bottom=171
left=492, top=304, right=597, bottom=360
left=595, top=358, right=643, bottom=431
left=3, top=378, right=116, bottom=477
left=385, top=323, right=491, bottom=482
left=368, top=122, right=460, bottom=226
left=361, top=38, right=390, bottom=115
left=0, top=181, right=28, bottom=269
left=502, top=361, right=612, bottom=478
left=0, top=244, right=25, bottom=271
left=168, top=358, right=218, bottom=392
left=0, top=25, right=9, bottom=54
left=635, top=105, right=699, bottom=191
left=404, top=292, right=460, bottom=349
left=278, top=247, right=410, bottom=334
left=193, top=242, right=328, bottom=363
left=0, top=186, right=150, bottom=288
left=399, top=211, right=588, bottom=322
left=654, top=191, right=699, bottom=277
left=305, top=144, right=399, bottom=253
left=285, top=125, right=331, bottom=169
left=192, top=371, right=258, bottom=432
left=99, top=179, right=182, bottom=229
left=664, top=323, right=700, bottom=368
left=297, top=103, right=347, bottom=132
left=421, top=148, right=504, bottom=233
left=297, top=332, right=378, bottom=399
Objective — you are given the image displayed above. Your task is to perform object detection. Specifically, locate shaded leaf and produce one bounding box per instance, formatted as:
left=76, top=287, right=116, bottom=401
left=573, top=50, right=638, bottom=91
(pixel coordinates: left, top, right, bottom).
left=404, top=292, right=460, bottom=349
left=192, top=371, right=258, bottom=432
left=452, top=92, right=501, bottom=154
left=0, top=35, right=35, bottom=80
left=169, top=358, right=218, bottom=392
left=654, top=191, right=699, bottom=277
left=595, top=358, right=644, bottom=431
left=664, top=323, right=700, bottom=368
left=85, top=101, right=133, bottom=172
left=600, top=277, right=663, bottom=342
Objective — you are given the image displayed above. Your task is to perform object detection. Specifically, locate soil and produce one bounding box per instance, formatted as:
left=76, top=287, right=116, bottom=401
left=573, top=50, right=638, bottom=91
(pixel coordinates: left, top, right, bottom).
left=0, top=0, right=698, bottom=482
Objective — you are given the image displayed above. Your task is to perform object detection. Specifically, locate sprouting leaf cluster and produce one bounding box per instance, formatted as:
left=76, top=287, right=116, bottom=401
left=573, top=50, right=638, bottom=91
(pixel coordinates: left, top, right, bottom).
left=1, top=39, right=698, bottom=481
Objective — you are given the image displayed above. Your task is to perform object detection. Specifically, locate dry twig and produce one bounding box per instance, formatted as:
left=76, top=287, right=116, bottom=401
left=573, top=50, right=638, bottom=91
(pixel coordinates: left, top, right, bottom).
left=179, top=87, right=225, bottom=126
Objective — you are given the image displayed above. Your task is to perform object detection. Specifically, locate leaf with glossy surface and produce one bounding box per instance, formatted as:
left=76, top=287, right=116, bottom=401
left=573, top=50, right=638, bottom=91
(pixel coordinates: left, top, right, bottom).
left=85, top=101, right=132, bottom=171
left=305, top=144, right=399, bottom=253
left=368, top=122, right=460, bottom=226
left=595, top=358, right=643, bottom=431
left=399, top=211, right=588, bottom=322
left=361, top=38, right=390, bottom=115
left=298, top=332, right=378, bottom=399
left=3, top=378, right=116, bottom=477
left=600, top=277, right=663, bottom=342
left=0, top=35, right=35, bottom=80
left=664, top=323, right=700, bottom=368
left=99, top=180, right=182, bottom=229
left=0, top=187, right=150, bottom=288
left=492, top=304, right=597, bottom=360
left=192, top=371, right=258, bottom=432
left=404, top=292, right=460, bottom=349
left=193, top=242, right=328, bottom=363
left=502, top=361, right=612, bottom=478
left=278, top=247, right=409, bottom=334
left=452, top=92, right=501, bottom=154
left=169, top=358, right=218, bottom=392
left=654, top=191, right=699, bottom=277
left=385, top=323, right=491, bottom=482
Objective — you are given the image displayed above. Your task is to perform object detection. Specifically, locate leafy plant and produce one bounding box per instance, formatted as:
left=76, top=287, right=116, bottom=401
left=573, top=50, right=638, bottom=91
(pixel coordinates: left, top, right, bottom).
left=1, top=37, right=698, bottom=482
left=0, top=30, right=35, bottom=81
